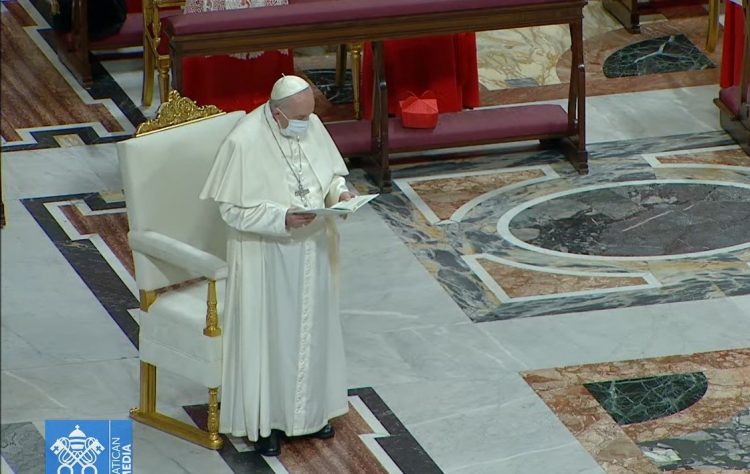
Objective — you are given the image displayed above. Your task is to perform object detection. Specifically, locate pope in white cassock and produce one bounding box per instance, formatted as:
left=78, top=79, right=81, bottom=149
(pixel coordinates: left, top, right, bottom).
left=200, top=75, right=353, bottom=457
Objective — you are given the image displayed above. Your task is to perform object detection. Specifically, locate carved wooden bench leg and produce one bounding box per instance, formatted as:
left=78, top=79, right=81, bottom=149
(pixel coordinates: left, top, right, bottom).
left=564, top=18, right=588, bottom=174
left=602, top=0, right=641, bottom=33
left=335, top=44, right=347, bottom=87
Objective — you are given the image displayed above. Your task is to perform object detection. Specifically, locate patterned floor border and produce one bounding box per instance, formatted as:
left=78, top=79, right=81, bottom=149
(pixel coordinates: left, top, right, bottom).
left=1, top=0, right=145, bottom=152
left=19, top=193, right=443, bottom=473
left=358, top=135, right=750, bottom=322
left=523, top=348, right=750, bottom=473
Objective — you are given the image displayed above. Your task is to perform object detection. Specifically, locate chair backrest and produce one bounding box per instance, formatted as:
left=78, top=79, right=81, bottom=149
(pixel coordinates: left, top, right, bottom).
left=117, top=98, right=244, bottom=291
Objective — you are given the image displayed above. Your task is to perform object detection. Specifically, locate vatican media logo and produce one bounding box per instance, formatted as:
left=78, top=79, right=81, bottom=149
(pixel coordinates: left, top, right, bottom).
left=45, top=420, right=133, bottom=474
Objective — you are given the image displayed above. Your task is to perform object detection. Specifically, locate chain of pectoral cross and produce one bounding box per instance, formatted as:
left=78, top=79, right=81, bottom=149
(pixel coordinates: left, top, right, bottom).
left=265, top=104, right=311, bottom=206
left=285, top=138, right=311, bottom=206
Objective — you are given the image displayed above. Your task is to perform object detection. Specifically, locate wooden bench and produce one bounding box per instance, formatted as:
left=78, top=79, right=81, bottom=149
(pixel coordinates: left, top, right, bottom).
left=52, top=0, right=143, bottom=86
left=603, top=0, right=721, bottom=53
left=603, top=0, right=711, bottom=34
left=164, top=0, right=588, bottom=191
left=715, top=0, right=749, bottom=155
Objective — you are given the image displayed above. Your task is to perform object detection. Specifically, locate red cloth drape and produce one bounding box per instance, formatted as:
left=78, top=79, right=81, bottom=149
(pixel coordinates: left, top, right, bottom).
left=361, top=34, right=480, bottom=118
left=125, top=0, right=142, bottom=13
left=181, top=52, right=295, bottom=112
left=720, top=1, right=745, bottom=88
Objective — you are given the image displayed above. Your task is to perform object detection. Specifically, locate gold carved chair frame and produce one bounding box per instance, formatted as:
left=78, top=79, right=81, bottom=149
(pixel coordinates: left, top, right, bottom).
left=128, top=91, right=226, bottom=450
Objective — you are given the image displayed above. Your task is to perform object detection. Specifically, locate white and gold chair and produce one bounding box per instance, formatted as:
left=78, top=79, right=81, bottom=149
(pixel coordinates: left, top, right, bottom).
left=118, top=92, right=244, bottom=449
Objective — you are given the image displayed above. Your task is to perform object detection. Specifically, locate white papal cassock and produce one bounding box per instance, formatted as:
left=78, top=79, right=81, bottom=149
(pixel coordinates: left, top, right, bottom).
left=200, top=102, right=350, bottom=440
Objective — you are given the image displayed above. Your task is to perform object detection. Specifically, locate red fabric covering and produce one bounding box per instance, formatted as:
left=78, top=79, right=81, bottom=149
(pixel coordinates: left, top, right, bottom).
left=720, top=2, right=745, bottom=88
left=126, top=0, right=142, bottom=13
left=181, top=51, right=295, bottom=112
left=361, top=34, right=480, bottom=118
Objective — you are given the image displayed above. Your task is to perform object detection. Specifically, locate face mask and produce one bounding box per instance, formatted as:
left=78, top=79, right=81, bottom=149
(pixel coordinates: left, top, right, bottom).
left=278, top=110, right=310, bottom=138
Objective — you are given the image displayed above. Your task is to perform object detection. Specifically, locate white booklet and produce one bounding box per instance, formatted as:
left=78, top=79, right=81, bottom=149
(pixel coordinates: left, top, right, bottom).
left=290, top=194, right=379, bottom=216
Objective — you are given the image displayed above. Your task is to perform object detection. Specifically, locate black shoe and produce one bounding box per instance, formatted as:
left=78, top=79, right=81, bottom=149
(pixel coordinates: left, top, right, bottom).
left=256, top=430, right=282, bottom=456
left=311, top=423, right=335, bottom=439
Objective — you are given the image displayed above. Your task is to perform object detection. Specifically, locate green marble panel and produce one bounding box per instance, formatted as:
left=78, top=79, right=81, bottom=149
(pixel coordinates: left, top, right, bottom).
left=584, top=372, right=708, bottom=425
left=603, top=35, right=715, bottom=78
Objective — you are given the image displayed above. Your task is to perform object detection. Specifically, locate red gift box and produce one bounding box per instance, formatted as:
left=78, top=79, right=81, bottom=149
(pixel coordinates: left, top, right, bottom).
left=398, top=91, right=439, bottom=129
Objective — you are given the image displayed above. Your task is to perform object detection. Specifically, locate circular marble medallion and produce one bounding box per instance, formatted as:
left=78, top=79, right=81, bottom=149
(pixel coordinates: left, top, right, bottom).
left=499, top=180, right=750, bottom=259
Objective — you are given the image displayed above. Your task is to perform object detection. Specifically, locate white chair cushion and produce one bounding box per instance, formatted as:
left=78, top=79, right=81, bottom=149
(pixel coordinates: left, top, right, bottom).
left=139, top=280, right=225, bottom=388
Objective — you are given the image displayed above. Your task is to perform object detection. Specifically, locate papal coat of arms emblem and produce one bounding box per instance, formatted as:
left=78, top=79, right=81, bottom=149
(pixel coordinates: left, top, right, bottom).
left=49, top=425, right=105, bottom=474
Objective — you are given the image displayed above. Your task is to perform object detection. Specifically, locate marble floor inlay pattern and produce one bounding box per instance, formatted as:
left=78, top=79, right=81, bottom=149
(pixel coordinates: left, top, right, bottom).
left=476, top=0, right=623, bottom=91
left=483, top=14, right=721, bottom=105
left=3, top=0, right=750, bottom=470
left=584, top=372, right=709, bottom=425
left=16, top=193, right=441, bottom=474
left=181, top=388, right=441, bottom=474
left=602, top=34, right=715, bottom=78
left=502, top=180, right=750, bottom=259
left=523, top=349, right=750, bottom=474
left=637, top=407, right=750, bottom=471
left=1, top=0, right=142, bottom=151
left=366, top=140, right=750, bottom=322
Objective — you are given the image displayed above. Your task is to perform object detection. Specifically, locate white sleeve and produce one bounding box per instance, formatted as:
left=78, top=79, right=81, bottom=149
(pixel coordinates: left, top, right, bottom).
left=219, top=202, right=290, bottom=237
left=325, top=176, right=350, bottom=206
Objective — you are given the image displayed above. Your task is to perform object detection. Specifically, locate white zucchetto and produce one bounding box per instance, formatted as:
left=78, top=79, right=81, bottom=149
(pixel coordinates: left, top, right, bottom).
left=270, top=75, right=310, bottom=101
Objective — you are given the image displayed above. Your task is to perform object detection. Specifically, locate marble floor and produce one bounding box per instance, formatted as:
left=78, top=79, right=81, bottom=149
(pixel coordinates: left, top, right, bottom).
left=2, top=0, right=749, bottom=473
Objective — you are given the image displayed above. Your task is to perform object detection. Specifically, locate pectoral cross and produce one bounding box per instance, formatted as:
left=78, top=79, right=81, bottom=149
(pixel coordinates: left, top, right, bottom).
left=295, top=185, right=310, bottom=198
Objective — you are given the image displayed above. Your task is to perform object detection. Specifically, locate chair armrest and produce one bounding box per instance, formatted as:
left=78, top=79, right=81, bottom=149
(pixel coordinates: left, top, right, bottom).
left=129, top=230, right=228, bottom=281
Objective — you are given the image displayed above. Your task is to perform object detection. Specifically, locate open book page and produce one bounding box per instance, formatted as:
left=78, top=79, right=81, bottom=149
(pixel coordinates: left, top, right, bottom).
left=289, top=194, right=379, bottom=216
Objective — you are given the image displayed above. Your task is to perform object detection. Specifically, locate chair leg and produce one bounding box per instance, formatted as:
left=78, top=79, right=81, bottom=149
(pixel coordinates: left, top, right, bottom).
left=705, top=0, right=720, bottom=52
left=140, top=361, right=157, bottom=413
left=207, top=388, right=221, bottom=447
left=129, top=362, right=223, bottom=450
left=142, top=45, right=155, bottom=107
left=335, top=44, right=347, bottom=87
left=350, top=42, right=363, bottom=120
left=157, top=56, right=172, bottom=104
